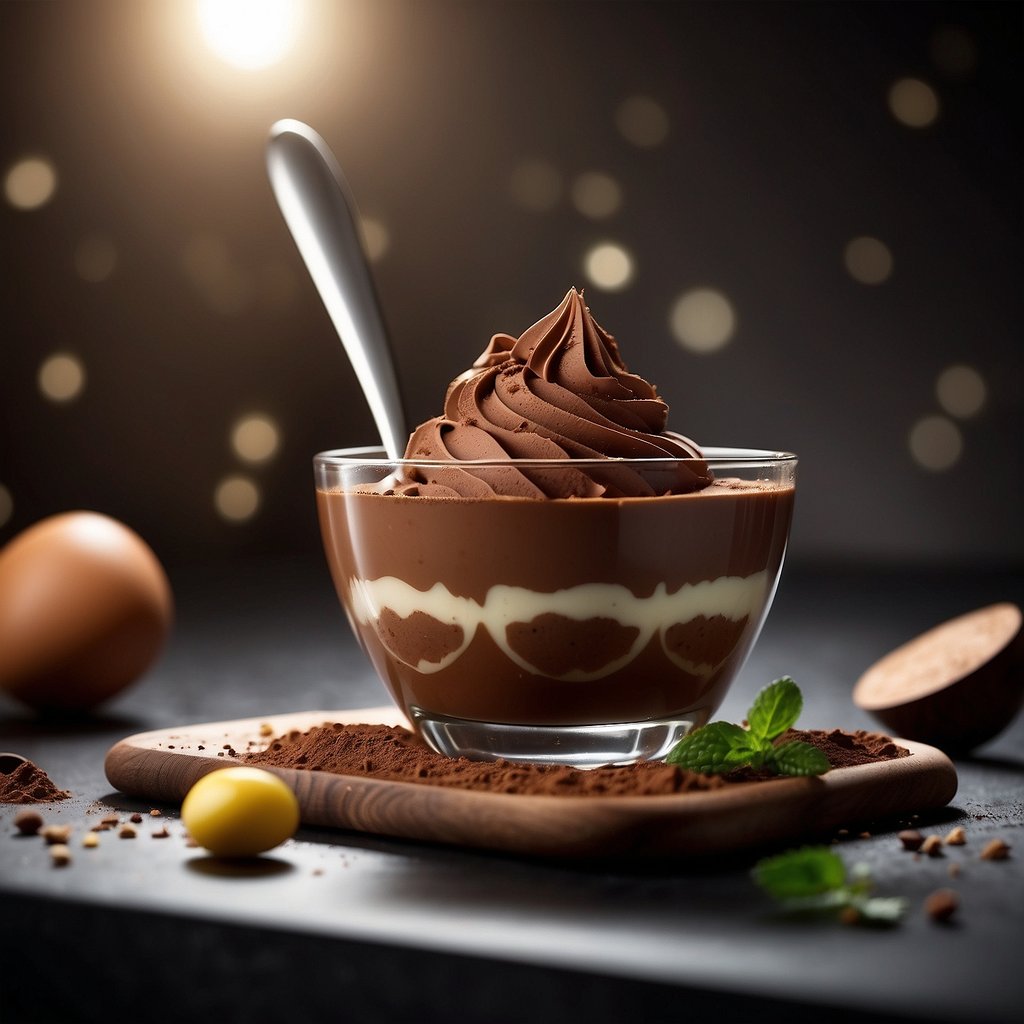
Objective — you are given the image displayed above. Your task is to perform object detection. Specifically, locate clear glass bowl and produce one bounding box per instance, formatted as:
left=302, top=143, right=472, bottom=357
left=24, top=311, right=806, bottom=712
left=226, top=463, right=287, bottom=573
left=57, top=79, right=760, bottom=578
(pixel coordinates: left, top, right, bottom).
left=315, top=446, right=797, bottom=767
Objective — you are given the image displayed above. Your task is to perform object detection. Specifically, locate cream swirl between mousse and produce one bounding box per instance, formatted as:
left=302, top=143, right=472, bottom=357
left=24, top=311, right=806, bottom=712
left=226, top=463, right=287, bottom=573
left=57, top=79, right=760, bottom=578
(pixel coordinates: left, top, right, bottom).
left=397, top=288, right=713, bottom=498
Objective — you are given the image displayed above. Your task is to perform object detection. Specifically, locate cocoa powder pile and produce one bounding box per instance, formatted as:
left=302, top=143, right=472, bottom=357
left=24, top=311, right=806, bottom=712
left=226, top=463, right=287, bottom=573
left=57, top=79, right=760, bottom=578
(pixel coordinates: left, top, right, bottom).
left=0, top=759, right=70, bottom=804
left=245, top=723, right=907, bottom=797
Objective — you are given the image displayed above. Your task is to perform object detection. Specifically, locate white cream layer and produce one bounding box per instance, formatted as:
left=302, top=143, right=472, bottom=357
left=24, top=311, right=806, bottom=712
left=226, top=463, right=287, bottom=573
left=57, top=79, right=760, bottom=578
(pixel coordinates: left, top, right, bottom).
left=347, top=572, right=769, bottom=682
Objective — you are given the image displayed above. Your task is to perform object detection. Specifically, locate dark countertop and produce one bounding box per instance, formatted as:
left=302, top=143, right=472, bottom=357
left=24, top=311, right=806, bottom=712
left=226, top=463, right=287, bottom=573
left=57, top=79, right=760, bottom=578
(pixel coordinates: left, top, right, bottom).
left=2, top=557, right=1022, bottom=1024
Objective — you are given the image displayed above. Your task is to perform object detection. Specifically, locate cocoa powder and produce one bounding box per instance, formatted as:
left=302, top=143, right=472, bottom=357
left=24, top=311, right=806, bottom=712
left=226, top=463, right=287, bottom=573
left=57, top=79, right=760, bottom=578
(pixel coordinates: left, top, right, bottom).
left=0, top=759, right=70, bottom=804
left=245, top=723, right=908, bottom=797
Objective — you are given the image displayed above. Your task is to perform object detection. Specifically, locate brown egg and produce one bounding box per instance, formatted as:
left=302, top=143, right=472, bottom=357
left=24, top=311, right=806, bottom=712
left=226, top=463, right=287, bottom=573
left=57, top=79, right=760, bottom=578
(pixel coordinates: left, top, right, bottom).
left=0, top=511, right=173, bottom=712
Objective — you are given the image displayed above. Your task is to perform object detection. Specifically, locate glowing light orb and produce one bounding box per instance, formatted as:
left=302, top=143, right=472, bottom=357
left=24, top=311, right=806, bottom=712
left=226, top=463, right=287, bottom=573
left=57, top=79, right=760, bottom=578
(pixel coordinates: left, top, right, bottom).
left=670, top=288, right=736, bottom=353
left=39, top=353, right=87, bottom=403
left=571, top=172, right=623, bottom=220
left=197, top=0, right=303, bottom=70
left=909, top=415, right=962, bottom=472
left=5, top=157, right=58, bottom=210
left=936, top=365, right=986, bottom=419
left=215, top=475, right=261, bottom=522
left=844, top=236, right=893, bottom=285
left=888, top=78, right=940, bottom=129
left=583, top=242, right=634, bottom=291
left=231, top=414, right=281, bottom=463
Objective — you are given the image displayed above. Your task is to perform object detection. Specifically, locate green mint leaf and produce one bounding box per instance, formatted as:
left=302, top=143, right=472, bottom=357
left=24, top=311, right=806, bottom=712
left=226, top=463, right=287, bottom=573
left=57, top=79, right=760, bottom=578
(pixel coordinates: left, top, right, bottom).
left=755, top=847, right=906, bottom=927
left=853, top=896, right=908, bottom=925
left=768, top=740, right=831, bottom=777
left=665, top=722, right=755, bottom=773
left=747, top=676, right=803, bottom=741
left=753, top=846, right=847, bottom=900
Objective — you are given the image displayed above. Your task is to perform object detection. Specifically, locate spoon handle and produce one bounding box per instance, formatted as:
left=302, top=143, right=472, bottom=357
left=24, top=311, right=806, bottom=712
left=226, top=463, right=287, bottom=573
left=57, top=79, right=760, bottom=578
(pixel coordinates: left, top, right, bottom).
left=267, top=119, right=406, bottom=460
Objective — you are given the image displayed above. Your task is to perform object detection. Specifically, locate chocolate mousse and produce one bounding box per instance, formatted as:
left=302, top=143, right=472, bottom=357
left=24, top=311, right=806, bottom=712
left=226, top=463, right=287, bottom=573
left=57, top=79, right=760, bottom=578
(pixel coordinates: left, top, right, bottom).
left=316, top=290, right=795, bottom=740
left=396, top=289, right=712, bottom=498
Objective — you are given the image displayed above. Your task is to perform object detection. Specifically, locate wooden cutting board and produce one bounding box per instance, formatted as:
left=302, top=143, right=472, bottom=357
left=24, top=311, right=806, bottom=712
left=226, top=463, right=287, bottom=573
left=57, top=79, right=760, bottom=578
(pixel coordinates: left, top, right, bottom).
left=104, top=707, right=958, bottom=860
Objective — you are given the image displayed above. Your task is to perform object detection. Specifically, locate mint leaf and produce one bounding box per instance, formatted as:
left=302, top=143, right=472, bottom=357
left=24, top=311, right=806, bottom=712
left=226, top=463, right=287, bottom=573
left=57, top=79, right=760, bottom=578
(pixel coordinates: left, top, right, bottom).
left=747, top=676, right=803, bottom=741
left=754, top=847, right=907, bottom=927
left=768, top=740, right=831, bottom=777
left=663, top=676, right=828, bottom=778
left=753, top=846, right=847, bottom=899
left=665, top=722, right=755, bottom=773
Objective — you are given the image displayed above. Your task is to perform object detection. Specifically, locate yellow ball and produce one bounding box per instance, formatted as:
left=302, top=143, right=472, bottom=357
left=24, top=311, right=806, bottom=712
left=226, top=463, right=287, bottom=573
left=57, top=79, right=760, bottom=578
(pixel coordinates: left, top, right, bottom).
left=181, top=767, right=299, bottom=857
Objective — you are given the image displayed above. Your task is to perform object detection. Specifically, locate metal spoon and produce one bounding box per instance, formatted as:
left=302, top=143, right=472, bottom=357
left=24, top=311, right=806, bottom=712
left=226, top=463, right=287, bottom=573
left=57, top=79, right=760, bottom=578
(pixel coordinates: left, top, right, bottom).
left=266, top=119, right=406, bottom=460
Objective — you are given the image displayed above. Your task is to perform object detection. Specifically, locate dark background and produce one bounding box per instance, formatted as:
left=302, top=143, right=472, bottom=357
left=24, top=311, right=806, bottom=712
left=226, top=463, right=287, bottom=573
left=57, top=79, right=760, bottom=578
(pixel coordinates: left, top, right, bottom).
left=1, top=0, right=1020, bottom=570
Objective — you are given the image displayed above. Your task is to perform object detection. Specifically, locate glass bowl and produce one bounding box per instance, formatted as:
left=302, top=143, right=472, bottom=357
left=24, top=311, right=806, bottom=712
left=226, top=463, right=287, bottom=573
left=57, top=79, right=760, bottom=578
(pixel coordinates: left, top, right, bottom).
left=315, top=446, right=796, bottom=767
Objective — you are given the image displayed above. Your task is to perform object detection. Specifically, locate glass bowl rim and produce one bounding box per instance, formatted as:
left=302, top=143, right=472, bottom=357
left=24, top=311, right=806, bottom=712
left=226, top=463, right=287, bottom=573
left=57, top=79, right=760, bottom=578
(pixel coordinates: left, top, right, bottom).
left=314, top=445, right=797, bottom=468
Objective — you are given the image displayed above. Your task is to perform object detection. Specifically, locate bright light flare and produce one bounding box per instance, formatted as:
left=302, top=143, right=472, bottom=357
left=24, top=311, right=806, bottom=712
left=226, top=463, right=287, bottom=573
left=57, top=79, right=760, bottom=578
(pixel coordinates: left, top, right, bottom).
left=197, top=0, right=303, bottom=70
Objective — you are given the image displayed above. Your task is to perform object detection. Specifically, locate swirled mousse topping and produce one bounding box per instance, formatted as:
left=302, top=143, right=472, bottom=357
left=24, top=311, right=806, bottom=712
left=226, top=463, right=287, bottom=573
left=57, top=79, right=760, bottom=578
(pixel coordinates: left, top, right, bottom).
left=398, top=289, right=713, bottom=498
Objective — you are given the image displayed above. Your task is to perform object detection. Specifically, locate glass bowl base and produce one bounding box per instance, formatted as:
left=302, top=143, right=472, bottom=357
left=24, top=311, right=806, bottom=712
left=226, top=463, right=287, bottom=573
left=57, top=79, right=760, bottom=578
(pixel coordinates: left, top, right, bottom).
left=408, top=707, right=700, bottom=768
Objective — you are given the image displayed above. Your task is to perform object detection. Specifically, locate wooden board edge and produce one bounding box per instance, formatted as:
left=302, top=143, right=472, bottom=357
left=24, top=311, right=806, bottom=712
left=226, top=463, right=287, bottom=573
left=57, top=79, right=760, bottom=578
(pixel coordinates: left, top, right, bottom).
left=103, top=711, right=959, bottom=860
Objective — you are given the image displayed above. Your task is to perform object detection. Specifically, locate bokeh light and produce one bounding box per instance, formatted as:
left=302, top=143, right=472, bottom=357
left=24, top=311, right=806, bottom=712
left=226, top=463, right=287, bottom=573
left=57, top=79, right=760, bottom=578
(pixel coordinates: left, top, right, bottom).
left=669, top=288, right=736, bottom=353
left=888, top=78, right=940, bottom=128
left=197, top=0, right=304, bottom=70
left=614, top=96, right=670, bottom=148
left=929, top=26, right=977, bottom=78
left=360, top=215, right=391, bottom=262
left=570, top=172, right=623, bottom=219
left=936, top=364, right=987, bottom=419
left=231, top=414, right=281, bottom=463
left=0, top=484, right=12, bottom=529
left=215, top=475, right=260, bottom=522
left=508, top=158, right=562, bottom=212
left=843, top=236, right=893, bottom=285
left=4, top=157, right=58, bottom=211
left=74, top=235, right=118, bottom=283
left=38, top=353, right=86, bottom=403
left=909, top=415, right=963, bottom=471
left=582, top=242, right=634, bottom=291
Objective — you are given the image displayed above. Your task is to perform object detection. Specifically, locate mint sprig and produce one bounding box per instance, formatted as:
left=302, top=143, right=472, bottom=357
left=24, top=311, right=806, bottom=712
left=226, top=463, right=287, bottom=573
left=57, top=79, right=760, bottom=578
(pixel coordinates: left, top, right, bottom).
left=753, top=847, right=907, bottom=925
left=665, top=677, right=830, bottom=777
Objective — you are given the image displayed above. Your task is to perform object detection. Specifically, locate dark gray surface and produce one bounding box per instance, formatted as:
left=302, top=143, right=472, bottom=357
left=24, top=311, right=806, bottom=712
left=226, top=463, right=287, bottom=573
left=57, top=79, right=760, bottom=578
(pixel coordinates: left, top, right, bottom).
left=2, top=557, right=1022, bottom=1024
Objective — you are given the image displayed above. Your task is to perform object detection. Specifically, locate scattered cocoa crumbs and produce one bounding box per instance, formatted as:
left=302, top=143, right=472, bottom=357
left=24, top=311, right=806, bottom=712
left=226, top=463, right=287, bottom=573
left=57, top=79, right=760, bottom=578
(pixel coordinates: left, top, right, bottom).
left=0, top=759, right=70, bottom=804
left=40, top=824, right=72, bottom=845
left=979, top=838, right=1011, bottom=861
left=838, top=906, right=861, bottom=926
left=899, top=829, right=925, bottom=851
left=243, top=723, right=909, bottom=798
left=49, top=844, right=71, bottom=868
left=13, top=810, right=44, bottom=836
left=925, top=888, right=959, bottom=923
